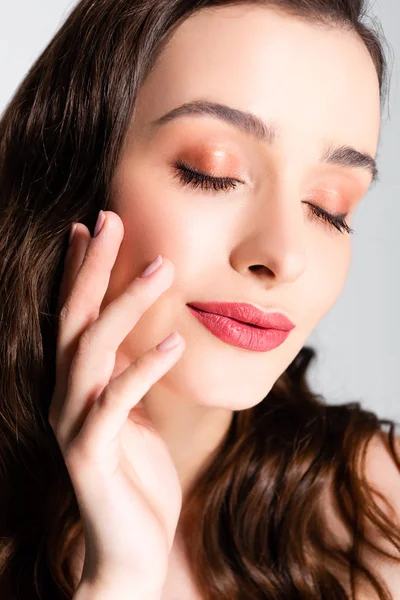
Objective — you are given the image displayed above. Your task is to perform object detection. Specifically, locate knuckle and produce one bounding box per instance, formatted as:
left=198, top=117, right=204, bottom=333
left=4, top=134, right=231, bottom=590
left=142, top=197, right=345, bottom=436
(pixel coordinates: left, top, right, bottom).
left=133, top=350, right=159, bottom=380
left=63, top=436, right=94, bottom=469
left=125, top=274, right=164, bottom=304
left=75, top=327, right=95, bottom=356
left=58, top=302, right=71, bottom=324
left=95, top=387, right=117, bottom=411
left=123, top=281, right=151, bottom=309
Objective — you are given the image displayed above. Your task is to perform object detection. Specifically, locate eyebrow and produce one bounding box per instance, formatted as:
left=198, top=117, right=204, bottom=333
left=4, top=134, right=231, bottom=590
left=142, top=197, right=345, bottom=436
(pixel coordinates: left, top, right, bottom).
left=149, top=99, right=379, bottom=184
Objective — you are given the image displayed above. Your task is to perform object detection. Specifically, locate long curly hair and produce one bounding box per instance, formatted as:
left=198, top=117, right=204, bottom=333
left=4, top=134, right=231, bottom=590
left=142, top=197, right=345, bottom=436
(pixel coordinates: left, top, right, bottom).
left=0, top=1, right=398, bottom=598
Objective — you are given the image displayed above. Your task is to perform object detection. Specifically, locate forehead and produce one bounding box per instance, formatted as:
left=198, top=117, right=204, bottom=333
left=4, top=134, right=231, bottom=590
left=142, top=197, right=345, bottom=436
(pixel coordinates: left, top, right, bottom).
left=134, top=4, right=381, bottom=161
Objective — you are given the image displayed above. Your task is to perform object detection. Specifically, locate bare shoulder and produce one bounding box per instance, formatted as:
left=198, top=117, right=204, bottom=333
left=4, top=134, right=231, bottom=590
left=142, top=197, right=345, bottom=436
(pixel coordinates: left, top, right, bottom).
left=362, top=430, right=400, bottom=513
left=357, top=430, right=400, bottom=597
left=324, top=430, right=400, bottom=598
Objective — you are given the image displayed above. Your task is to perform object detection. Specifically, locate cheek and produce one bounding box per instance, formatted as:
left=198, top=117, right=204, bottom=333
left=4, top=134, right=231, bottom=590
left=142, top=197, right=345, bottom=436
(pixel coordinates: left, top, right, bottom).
left=106, top=167, right=209, bottom=301
left=307, top=238, right=352, bottom=325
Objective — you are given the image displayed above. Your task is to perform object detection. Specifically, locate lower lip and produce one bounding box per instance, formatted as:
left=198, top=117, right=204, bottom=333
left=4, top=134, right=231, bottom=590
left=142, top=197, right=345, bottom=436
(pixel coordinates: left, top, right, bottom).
left=187, top=305, right=291, bottom=352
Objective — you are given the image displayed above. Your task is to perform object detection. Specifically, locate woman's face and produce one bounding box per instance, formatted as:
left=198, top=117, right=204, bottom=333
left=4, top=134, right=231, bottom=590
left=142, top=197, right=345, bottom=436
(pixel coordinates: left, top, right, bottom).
left=104, top=4, right=380, bottom=411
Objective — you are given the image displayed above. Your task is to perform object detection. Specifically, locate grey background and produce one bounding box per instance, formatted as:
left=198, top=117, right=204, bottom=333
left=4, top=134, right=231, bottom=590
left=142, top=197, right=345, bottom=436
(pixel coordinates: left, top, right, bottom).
left=1, top=1, right=398, bottom=420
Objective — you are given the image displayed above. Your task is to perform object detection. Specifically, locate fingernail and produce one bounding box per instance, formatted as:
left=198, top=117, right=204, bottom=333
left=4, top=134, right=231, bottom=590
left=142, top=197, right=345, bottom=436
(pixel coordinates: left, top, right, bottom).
left=140, top=254, right=163, bottom=278
left=69, top=223, right=78, bottom=247
left=94, top=210, right=106, bottom=237
left=157, top=331, right=181, bottom=352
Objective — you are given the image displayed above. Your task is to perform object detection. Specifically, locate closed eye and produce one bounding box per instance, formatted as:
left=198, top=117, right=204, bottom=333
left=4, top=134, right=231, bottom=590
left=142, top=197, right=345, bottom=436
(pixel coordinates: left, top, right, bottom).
left=171, top=160, right=353, bottom=235
left=303, top=202, right=353, bottom=235
left=172, top=160, right=240, bottom=192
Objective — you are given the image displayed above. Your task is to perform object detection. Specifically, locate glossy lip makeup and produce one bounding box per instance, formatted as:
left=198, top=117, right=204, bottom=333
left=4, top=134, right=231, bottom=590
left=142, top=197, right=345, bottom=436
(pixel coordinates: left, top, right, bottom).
left=187, top=303, right=295, bottom=352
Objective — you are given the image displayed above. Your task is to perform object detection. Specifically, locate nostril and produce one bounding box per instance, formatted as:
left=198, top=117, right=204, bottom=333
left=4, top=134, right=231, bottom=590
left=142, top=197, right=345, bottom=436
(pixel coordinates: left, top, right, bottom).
left=249, top=265, right=263, bottom=272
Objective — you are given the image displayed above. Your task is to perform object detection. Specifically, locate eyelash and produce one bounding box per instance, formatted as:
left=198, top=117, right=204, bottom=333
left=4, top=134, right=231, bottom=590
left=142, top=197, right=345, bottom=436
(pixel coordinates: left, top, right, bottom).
left=172, top=160, right=354, bottom=235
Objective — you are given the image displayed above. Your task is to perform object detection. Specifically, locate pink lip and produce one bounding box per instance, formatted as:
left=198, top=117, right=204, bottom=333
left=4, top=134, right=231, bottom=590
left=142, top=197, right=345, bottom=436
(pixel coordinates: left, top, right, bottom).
left=187, top=302, right=295, bottom=352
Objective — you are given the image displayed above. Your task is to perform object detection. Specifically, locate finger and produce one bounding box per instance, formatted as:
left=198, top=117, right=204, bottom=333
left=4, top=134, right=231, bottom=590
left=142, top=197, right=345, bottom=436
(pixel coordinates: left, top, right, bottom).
left=68, top=333, right=185, bottom=462
left=57, top=224, right=91, bottom=318
left=54, top=211, right=124, bottom=395
left=55, top=253, right=175, bottom=448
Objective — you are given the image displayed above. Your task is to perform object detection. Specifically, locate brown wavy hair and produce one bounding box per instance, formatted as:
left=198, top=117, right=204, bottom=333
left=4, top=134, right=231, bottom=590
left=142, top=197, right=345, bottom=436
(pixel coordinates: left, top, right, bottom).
left=0, top=1, right=399, bottom=598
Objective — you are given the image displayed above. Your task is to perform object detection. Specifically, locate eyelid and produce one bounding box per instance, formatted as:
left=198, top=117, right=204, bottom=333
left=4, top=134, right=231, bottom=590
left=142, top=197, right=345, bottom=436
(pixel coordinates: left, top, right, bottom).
left=172, top=160, right=240, bottom=192
left=173, top=159, right=245, bottom=183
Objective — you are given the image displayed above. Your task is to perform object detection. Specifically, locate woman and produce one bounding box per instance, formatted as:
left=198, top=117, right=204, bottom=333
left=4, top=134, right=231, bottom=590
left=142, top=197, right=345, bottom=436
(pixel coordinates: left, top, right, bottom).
left=0, top=0, right=399, bottom=598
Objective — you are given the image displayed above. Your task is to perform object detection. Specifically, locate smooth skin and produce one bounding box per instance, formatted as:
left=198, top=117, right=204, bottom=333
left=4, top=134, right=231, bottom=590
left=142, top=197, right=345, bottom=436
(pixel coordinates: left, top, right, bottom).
left=48, top=4, right=400, bottom=599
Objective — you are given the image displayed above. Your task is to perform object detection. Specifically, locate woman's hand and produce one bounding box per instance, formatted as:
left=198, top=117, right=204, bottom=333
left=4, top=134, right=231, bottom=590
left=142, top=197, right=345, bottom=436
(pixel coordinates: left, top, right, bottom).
left=48, top=210, right=185, bottom=597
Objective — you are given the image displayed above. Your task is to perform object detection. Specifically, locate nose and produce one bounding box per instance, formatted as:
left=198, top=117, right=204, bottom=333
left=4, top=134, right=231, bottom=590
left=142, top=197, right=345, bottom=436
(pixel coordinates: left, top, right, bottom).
left=237, top=189, right=308, bottom=285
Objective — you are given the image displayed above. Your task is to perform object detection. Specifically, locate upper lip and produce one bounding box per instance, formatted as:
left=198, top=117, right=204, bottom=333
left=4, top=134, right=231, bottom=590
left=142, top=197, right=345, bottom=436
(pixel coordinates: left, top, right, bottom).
left=187, top=302, right=295, bottom=331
